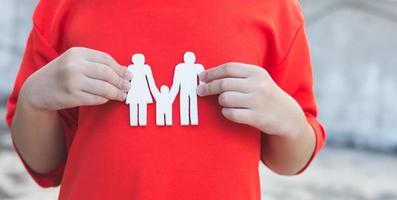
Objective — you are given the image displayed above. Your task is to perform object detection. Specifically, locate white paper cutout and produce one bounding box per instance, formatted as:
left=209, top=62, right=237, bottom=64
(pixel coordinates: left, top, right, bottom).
left=126, top=53, right=156, bottom=126
left=126, top=52, right=204, bottom=127
left=151, top=85, right=175, bottom=126
left=169, top=52, right=205, bottom=126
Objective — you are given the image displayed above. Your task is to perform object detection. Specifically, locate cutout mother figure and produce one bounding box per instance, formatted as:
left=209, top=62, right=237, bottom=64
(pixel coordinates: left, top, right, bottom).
left=126, top=54, right=156, bottom=126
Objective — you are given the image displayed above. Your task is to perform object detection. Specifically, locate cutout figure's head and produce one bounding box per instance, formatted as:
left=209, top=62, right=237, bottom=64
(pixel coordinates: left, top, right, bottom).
left=132, top=53, right=145, bottom=65
left=184, top=52, right=196, bottom=64
left=160, top=85, right=169, bottom=94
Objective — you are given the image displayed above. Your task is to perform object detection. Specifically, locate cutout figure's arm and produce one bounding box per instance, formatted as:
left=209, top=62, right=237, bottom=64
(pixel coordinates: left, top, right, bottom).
left=169, top=89, right=178, bottom=102
left=145, top=66, right=160, bottom=100
left=169, top=65, right=181, bottom=100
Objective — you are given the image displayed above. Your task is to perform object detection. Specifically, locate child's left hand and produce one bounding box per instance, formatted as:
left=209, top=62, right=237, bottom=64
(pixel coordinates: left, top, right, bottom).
left=197, top=62, right=306, bottom=137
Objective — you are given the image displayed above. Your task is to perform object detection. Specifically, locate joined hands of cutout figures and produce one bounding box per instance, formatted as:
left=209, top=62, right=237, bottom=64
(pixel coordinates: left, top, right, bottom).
left=126, top=52, right=204, bottom=127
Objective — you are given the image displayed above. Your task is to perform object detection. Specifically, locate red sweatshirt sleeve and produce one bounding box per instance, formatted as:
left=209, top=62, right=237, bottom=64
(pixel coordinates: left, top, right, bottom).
left=5, top=21, right=77, bottom=187
left=261, top=24, right=326, bottom=173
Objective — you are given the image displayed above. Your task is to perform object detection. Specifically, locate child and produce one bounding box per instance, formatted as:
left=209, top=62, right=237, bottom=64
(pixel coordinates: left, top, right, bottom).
left=6, top=0, right=326, bottom=199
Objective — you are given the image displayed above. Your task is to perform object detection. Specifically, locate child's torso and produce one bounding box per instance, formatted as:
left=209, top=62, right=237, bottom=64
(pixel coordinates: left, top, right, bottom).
left=41, top=0, right=302, bottom=199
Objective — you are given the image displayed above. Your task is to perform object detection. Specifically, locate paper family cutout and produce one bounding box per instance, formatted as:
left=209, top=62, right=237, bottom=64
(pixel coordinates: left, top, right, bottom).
left=126, top=52, right=204, bottom=127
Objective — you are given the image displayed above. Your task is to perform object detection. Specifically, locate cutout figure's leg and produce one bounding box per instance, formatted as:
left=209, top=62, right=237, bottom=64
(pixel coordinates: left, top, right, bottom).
left=165, top=105, right=172, bottom=126
left=138, top=103, right=147, bottom=126
left=130, top=103, right=138, bottom=126
left=156, top=108, right=165, bottom=126
left=180, top=95, right=189, bottom=126
left=189, top=94, right=198, bottom=125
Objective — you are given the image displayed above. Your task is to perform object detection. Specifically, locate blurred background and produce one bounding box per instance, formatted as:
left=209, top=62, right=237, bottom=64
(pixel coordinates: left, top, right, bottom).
left=1, top=0, right=396, bottom=199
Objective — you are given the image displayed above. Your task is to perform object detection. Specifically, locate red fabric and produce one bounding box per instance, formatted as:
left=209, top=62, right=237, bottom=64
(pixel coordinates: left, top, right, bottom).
left=6, top=24, right=77, bottom=187
left=6, top=0, right=325, bottom=199
left=263, top=25, right=326, bottom=174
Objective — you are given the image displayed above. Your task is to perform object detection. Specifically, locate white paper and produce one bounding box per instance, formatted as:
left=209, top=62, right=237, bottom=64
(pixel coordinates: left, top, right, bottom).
left=126, top=52, right=204, bottom=127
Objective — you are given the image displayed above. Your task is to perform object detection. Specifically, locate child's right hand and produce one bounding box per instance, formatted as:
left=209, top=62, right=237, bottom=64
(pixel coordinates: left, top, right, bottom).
left=20, top=47, right=132, bottom=111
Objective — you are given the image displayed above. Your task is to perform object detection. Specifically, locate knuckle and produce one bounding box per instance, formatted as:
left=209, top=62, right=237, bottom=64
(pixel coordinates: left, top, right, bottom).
left=116, top=77, right=124, bottom=88
left=63, top=59, right=74, bottom=69
left=60, top=67, right=78, bottom=84
left=258, top=67, right=269, bottom=76
left=223, top=63, right=232, bottom=74
left=66, top=47, right=81, bottom=56
left=100, top=52, right=112, bottom=64
left=114, top=65, right=124, bottom=76
left=223, top=62, right=236, bottom=74
left=219, top=79, right=228, bottom=91
left=112, top=75, right=120, bottom=86
left=97, top=65, right=112, bottom=76
left=64, top=80, right=76, bottom=95
left=120, top=67, right=129, bottom=77
left=60, top=59, right=81, bottom=76
left=254, top=68, right=270, bottom=81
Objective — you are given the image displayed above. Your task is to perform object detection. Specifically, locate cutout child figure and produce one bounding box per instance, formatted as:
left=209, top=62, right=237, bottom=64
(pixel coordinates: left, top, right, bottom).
left=150, top=85, right=177, bottom=126
left=170, top=52, right=205, bottom=126
left=126, top=53, right=157, bottom=126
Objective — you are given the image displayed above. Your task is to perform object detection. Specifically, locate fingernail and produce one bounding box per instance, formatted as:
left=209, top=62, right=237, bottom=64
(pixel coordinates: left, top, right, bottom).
left=199, top=72, right=206, bottom=82
left=197, top=85, right=204, bottom=96
left=121, top=81, right=131, bottom=92
left=121, top=92, right=127, bottom=100
left=123, top=68, right=133, bottom=80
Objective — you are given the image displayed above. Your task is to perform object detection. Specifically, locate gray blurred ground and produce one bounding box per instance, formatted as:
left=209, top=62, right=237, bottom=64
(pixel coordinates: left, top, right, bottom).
left=1, top=0, right=397, bottom=199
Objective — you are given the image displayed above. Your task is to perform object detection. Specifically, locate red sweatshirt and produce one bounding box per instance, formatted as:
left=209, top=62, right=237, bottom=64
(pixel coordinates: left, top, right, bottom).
left=7, top=0, right=326, bottom=199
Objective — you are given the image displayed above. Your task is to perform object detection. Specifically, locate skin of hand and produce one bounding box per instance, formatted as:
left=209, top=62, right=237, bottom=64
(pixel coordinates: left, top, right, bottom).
left=12, top=47, right=132, bottom=174
left=22, top=47, right=132, bottom=111
left=197, top=62, right=316, bottom=175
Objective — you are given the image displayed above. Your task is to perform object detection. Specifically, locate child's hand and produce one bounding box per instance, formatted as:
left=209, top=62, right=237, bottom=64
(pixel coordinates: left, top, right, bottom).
left=21, top=47, right=132, bottom=111
left=197, top=63, right=306, bottom=137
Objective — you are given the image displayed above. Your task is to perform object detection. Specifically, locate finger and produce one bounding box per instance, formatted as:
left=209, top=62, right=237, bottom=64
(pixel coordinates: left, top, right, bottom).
left=83, top=62, right=131, bottom=92
left=81, top=48, right=132, bottom=80
left=75, top=91, right=109, bottom=106
left=221, top=108, right=254, bottom=125
left=199, top=62, right=258, bottom=82
left=81, top=78, right=127, bottom=101
left=218, top=91, right=251, bottom=108
left=197, top=78, right=249, bottom=96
